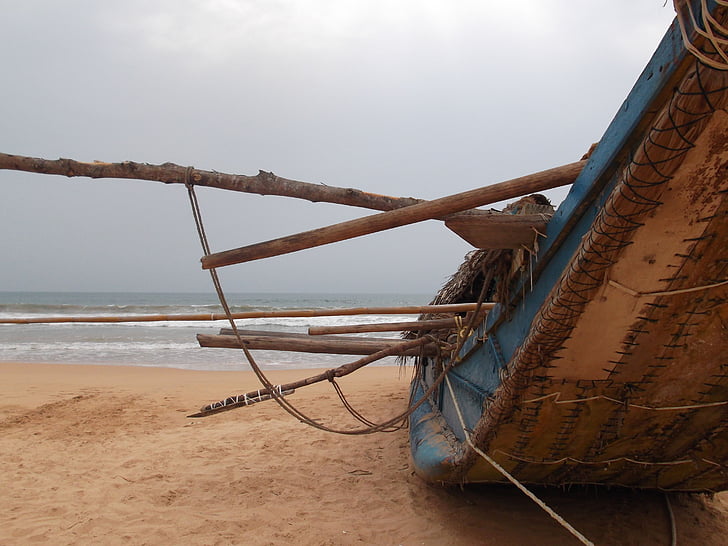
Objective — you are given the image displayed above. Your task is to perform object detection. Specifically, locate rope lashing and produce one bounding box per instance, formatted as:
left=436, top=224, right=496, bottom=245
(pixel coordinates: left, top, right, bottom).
left=204, top=385, right=294, bottom=414
left=608, top=278, right=728, bottom=298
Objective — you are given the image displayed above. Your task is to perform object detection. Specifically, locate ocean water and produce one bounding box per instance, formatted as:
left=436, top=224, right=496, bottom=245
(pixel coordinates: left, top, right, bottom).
left=0, top=292, right=431, bottom=371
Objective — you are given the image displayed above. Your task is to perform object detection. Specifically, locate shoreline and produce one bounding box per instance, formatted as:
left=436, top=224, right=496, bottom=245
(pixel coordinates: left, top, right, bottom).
left=2, top=361, right=727, bottom=544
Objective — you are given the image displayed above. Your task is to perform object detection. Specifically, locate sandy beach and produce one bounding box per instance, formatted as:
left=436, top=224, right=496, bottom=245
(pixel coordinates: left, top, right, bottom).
left=1, top=361, right=727, bottom=545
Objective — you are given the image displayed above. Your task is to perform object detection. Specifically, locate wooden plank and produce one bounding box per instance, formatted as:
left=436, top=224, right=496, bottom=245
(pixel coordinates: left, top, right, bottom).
left=197, top=332, right=440, bottom=356
left=201, top=160, right=585, bottom=268
left=444, top=213, right=550, bottom=249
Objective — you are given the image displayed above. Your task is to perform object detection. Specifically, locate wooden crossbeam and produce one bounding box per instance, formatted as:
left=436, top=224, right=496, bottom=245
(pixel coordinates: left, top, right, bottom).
left=308, top=317, right=466, bottom=335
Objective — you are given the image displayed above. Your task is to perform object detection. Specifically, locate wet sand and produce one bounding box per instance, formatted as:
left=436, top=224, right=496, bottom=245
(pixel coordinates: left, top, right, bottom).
left=1, top=361, right=727, bottom=545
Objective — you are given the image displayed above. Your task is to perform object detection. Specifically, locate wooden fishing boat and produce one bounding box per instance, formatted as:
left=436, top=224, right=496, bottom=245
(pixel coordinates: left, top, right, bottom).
left=409, top=0, right=728, bottom=492
left=1, top=1, right=725, bottom=499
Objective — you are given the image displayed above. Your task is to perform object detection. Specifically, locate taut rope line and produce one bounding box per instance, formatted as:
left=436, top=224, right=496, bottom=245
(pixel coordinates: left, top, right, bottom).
left=444, top=374, right=594, bottom=546
left=183, top=174, right=490, bottom=434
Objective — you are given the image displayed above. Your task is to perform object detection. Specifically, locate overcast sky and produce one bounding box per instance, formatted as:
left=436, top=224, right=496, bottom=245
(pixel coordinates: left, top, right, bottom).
left=0, top=1, right=677, bottom=294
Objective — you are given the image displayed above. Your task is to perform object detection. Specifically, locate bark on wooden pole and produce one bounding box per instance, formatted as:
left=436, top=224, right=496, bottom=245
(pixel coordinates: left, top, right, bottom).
left=0, top=152, right=492, bottom=221
left=0, top=152, right=424, bottom=211
left=202, top=160, right=585, bottom=268
left=197, top=331, right=439, bottom=356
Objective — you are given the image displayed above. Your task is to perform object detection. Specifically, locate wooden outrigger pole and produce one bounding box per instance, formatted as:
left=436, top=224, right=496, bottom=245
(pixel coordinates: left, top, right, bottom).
left=0, top=152, right=426, bottom=212
left=0, top=152, right=530, bottom=224
left=308, top=316, right=475, bottom=335
left=197, top=330, right=441, bottom=356
left=188, top=336, right=431, bottom=417
left=0, top=303, right=490, bottom=324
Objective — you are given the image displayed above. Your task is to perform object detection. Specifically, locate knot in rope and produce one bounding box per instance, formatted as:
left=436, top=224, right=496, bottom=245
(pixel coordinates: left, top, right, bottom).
left=183, top=165, right=195, bottom=189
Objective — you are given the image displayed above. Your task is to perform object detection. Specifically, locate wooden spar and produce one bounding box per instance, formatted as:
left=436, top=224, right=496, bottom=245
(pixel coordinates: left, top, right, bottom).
left=202, top=160, right=586, bottom=268
left=0, top=152, right=423, bottom=211
left=0, top=303, right=485, bottom=324
left=196, top=331, right=440, bottom=356
left=308, top=317, right=473, bottom=335
left=188, top=336, right=431, bottom=417
left=0, top=152, right=490, bottom=222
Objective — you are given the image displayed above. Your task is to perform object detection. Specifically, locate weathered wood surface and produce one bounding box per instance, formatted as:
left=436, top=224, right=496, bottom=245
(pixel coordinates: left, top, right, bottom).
left=0, top=152, right=498, bottom=223
left=189, top=336, right=431, bottom=417
left=0, top=303, right=484, bottom=324
left=216, top=328, right=405, bottom=341
left=445, top=213, right=550, bottom=249
left=0, top=152, right=421, bottom=211
left=202, top=160, right=585, bottom=268
left=308, top=317, right=467, bottom=335
left=197, top=331, right=440, bottom=356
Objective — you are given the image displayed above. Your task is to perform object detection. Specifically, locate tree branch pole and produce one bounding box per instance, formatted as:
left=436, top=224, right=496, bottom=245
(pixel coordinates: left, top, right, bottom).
left=0, top=151, right=485, bottom=218
left=202, top=160, right=586, bottom=268
left=0, top=303, right=487, bottom=324
left=188, top=336, right=431, bottom=418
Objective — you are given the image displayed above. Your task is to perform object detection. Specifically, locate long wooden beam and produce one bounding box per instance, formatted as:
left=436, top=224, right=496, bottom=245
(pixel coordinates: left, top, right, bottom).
left=0, top=152, right=493, bottom=222
left=0, top=303, right=486, bottom=324
left=307, top=317, right=468, bottom=335
left=189, top=336, right=431, bottom=417
left=0, top=152, right=422, bottom=211
left=202, top=160, right=585, bottom=268
left=196, top=332, right=439, bottom=356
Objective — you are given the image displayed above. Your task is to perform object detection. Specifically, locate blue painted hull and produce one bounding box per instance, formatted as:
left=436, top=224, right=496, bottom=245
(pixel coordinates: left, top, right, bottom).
left=410, top=1, right=728, bottom=491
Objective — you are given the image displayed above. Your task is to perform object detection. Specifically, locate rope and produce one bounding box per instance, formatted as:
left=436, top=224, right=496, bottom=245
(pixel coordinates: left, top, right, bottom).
left=675, top=0, right=728, bottom=70
left=521, top=391, right=728, bottom=411
left=608, top=278, right=728, bottom=298
left=205, top=386, right=294, bottom=413
left=492, top=449, right=724, bottom=469
left=665, top=492, right=678, bottom=546
left=182, top=171, right=487, bottom=435
left=443, top=374, right=594, bottom=546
